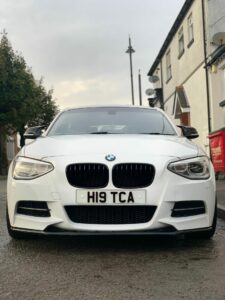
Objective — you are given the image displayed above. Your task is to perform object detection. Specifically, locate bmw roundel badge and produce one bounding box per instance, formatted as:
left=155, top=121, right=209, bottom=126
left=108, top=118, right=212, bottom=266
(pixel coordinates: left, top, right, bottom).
left=105, top=154, right=116, bottom=161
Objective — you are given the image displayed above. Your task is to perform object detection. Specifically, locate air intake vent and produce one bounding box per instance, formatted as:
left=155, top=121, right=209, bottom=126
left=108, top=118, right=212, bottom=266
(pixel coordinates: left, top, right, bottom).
left=65, top=205, right=157, bottom=224
left=171, top=201, right=205, bottom=217
left=66, top=163, right=109, bottom=188
left=112, top=163, right=155, bottom=188
left=17, top=201, right=50, bottom=217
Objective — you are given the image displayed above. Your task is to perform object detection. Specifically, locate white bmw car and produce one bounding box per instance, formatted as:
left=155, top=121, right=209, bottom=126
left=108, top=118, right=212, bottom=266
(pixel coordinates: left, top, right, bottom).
left=7, top=106, right=216, bottom=239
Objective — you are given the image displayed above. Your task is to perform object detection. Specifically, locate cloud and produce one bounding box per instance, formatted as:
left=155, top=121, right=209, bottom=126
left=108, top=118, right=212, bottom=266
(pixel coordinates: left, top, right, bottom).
left=57, top=80, right=88, bottom=98
left=55, top=75, right=131, bottom=109
left=0, top=0, right=185, bottom=109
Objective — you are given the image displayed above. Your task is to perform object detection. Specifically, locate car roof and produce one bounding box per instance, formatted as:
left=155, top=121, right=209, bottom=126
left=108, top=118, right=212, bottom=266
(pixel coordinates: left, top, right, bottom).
left=61, top=105, right=161, bottom=112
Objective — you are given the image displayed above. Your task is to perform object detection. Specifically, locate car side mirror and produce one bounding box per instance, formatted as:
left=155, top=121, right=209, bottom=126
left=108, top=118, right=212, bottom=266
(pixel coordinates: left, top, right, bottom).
left=177, top=125, right=199, bottom=140
left=24, top=126, right=43, bottom=140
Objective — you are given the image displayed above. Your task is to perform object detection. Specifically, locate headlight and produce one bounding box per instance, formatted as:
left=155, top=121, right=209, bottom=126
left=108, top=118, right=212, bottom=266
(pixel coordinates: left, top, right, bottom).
left=168, top=156, right=210, bottom=180
left=13, top=157, right=54, bottom=180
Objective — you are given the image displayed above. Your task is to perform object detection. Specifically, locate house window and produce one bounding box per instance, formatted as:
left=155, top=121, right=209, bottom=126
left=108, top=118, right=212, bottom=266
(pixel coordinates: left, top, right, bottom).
left=166, top=50, right=172, bottom=82
left=187, top=13, right=194, bottom=47
left=178, top=27, right=185, bottom=58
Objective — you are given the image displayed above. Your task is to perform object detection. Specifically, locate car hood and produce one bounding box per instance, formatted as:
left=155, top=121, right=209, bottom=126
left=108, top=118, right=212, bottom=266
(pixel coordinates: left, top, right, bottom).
left=22, top=135, right=200, bottom=160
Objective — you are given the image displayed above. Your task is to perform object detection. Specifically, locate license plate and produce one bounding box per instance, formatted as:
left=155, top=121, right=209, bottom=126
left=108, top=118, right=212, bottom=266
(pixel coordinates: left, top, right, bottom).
left=76, top=190, right=146, bottom=205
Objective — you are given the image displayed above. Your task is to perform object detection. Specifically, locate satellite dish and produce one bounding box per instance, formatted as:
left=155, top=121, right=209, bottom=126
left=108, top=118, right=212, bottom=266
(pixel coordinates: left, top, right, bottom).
left=212, top=32, right=225, bottom=45
left=149, top=75, right=159, bottom=83
left=145, top=88, right=155, bottom=96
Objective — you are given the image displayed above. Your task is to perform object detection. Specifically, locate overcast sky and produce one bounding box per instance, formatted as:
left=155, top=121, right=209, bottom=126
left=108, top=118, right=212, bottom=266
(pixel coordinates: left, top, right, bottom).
left=0, top=0, right=185, bottom=109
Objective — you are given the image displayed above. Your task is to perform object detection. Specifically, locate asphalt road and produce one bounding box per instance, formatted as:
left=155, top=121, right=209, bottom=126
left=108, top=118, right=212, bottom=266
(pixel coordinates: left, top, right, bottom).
left=1, top=192, right=225, bottom=300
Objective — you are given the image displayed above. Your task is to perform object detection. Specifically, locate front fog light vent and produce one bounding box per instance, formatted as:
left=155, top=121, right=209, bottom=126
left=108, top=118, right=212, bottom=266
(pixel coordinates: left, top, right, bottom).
left=171, top=201, right=205, bottom=217
left=17, top=201, right=50, bottom=217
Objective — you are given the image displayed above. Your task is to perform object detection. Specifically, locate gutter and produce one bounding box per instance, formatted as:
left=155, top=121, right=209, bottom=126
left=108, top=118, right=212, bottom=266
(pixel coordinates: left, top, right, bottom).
left=201, top=0, right=212, bottom=133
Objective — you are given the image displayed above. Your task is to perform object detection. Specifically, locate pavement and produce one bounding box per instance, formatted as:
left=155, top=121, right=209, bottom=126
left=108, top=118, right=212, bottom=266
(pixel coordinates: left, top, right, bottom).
left=0, top=177, right=7, bottom=198
left=1, top=177, right=225, bottom=299
left=216, top=179, right=225, bottom=219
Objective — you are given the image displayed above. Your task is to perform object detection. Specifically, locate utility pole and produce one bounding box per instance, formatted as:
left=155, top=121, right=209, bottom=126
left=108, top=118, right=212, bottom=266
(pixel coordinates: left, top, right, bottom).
left=138, top=69, right=142, bottom=106
left=126, top=36, right=135, bottom=105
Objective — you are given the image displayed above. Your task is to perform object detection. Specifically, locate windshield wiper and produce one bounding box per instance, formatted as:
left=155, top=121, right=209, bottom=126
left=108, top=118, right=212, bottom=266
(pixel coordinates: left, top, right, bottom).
left=140, top=133, right=175, bottom=135
left=140, top=132, right=161, bottom=135
left=89, top=132, right=175, bottom=135
left=89, top=131, right=111, bottom=134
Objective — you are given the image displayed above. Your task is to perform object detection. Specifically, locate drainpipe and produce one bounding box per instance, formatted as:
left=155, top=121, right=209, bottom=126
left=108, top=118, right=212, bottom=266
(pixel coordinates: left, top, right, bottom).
left=201, top=0, right=211, bottom=133
left=160, top=61, right=164, bottom=110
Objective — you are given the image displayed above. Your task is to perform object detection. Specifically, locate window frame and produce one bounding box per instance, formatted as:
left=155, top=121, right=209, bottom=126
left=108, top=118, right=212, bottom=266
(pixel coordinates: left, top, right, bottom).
left=178, top=26, right=185, bottom=59
left=187, top=13, right=194, bottom=48
left=166, top=49, right=172, bottom=83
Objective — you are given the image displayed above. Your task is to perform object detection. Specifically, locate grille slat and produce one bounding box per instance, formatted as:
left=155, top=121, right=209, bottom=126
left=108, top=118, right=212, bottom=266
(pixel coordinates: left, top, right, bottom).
left=66, top=163, right=109, bottom=188
left=66, top=163, right=155, bottom=189
left=65, top=205, right=157, bottom=224
left=112, top=163, right=155, bottom=188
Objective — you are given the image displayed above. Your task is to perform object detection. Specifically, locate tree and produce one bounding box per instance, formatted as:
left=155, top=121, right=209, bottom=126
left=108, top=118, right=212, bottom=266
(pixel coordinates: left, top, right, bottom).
left=0, top=31, right=19, bottom=174
left=15, top=80, right=58, bottom=147
left=28, top=81, right=58, bottom=128
left=0, top=31, right=58, bottom=174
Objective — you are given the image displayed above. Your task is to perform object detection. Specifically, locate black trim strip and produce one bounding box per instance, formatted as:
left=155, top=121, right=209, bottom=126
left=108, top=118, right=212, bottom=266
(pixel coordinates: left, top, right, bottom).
left=10, top=226, right=213, bottom=236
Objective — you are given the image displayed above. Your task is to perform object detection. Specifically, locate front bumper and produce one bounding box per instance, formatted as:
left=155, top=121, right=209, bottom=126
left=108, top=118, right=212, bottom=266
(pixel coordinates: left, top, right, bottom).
left=7, top=155, right=216, bottom=234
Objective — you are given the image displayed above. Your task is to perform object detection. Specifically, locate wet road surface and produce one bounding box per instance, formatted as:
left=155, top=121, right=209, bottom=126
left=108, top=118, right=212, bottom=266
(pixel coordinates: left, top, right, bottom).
left=1, top=192, right=225, bottom=300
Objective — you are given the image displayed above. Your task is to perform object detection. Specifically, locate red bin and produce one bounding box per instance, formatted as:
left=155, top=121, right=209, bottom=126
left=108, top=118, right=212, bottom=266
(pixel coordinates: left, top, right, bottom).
left=208, top=127, right=225, bottom=173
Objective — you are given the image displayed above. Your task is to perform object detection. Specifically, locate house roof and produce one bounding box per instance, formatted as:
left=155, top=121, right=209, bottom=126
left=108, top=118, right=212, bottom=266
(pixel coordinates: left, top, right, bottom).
left=147, top=0, right=194, bottom=76
left=206, top=45, right=225, bottom=67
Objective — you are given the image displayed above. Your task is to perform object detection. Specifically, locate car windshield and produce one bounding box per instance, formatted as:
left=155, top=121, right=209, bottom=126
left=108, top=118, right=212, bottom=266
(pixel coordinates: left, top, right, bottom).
left=47, top=107, right=177, bottom=136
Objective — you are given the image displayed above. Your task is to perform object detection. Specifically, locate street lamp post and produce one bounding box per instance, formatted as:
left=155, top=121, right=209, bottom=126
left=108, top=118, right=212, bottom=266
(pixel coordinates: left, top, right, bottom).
left=138, top=69, right=142, bottom=106
left=126, top=36, right=135, bottom=105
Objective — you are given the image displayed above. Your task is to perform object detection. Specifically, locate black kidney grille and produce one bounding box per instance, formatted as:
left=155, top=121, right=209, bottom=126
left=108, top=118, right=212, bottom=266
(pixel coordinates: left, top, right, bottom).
left=66, top=163, right=109, bottom=188
left=65, top=205, right=157, bottom=224
left=112, top=163, right=155, bottom=188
